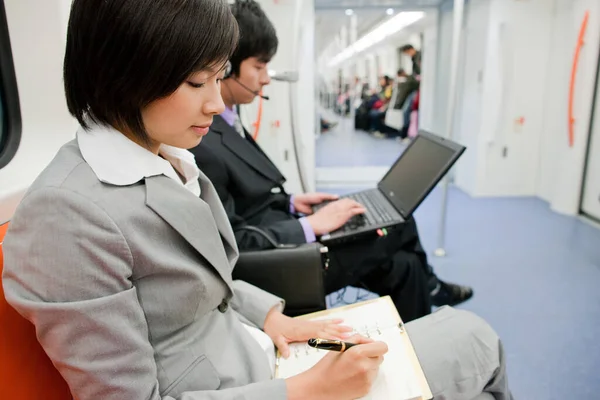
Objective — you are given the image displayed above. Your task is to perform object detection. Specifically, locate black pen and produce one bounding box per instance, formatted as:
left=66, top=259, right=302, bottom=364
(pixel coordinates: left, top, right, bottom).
left=307, top=338, right=357, bottom=352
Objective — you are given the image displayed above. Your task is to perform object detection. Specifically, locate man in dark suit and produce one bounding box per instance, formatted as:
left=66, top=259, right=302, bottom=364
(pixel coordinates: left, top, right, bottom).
left=190, top=0, right=473, bottom=322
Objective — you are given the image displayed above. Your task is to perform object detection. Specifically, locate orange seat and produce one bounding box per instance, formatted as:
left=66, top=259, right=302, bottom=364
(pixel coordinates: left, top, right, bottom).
left=0, top=222, right=72, bottom=399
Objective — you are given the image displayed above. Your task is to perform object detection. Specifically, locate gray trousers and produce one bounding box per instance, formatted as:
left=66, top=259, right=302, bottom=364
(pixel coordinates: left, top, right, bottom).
left=406, top=306, right=513, bottom=400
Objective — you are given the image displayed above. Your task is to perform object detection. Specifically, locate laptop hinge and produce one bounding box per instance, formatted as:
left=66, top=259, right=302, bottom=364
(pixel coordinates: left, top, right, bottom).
left=377, top=185, right=407, bottom=219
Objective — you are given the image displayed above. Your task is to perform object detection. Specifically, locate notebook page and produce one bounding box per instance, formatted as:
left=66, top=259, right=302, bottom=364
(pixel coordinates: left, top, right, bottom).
left=362, top=329, right=422, bottom=400
left=276, top=301, right=422, bottom=400
left=310, top=301, right=399, bottom=335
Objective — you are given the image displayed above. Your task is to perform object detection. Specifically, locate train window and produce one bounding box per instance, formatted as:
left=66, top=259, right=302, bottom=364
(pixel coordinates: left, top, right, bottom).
left=0, top=0, right=22, bottom=170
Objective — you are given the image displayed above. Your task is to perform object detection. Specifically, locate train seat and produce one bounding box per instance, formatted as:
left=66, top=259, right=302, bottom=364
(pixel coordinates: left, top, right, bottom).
left=0, top=222, right=72, bottom=399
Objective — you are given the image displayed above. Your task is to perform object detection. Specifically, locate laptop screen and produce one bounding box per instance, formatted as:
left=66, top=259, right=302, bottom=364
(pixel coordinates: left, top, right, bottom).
left=378, top=132, right=465, bottom=217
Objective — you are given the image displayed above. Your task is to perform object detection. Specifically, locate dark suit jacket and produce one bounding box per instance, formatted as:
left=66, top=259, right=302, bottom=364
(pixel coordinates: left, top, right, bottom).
left=190, top=115, right=306, bottom=250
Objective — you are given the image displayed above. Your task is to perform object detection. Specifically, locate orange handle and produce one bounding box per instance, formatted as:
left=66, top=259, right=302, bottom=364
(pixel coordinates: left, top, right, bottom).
left=569, top=10, right=589, bottom=147
left=252, top=93, right=264, bottom=140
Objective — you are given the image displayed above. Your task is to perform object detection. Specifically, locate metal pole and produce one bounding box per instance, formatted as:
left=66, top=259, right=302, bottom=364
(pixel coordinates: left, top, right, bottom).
left=348, top=14, right=358, bottom=122
left=288, top=0, right=308, bottom=193
left=434, top=0, right=465, bottom=258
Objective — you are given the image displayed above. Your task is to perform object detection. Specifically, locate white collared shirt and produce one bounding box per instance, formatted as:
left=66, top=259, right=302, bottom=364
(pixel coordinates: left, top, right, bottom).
left=77, top=123, right=202, bottom=196
left=77, top=123, right=276, bottom=374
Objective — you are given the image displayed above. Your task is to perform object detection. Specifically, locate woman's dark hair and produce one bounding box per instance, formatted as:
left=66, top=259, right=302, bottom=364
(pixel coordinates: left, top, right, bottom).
left=229, top=0, right=278, bottom=76
left=64, top=0, right=239, bottom=143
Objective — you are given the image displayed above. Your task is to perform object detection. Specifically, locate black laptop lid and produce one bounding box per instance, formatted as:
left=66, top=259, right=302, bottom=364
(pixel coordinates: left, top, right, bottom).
left=378, top=131, right=466, bottom=217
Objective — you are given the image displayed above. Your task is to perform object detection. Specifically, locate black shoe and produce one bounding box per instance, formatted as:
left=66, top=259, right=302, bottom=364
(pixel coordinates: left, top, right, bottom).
left=431, top=280, right=473, bottom=307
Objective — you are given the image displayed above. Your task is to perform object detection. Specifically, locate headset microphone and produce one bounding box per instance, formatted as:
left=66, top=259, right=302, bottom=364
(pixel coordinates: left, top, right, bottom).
left=232, top=78, right=270, bottom=101
left=223, top=61, right=269, bottom=100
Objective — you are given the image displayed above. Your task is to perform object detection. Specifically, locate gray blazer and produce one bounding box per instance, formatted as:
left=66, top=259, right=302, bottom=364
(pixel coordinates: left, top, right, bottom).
left=2, top=140, right=288, bottom=400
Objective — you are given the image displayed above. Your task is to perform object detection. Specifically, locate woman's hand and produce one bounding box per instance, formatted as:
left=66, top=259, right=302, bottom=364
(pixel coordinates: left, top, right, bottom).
left=263, top=307, right=352, bottom=358
left=286, top=335, right=388, bottom=400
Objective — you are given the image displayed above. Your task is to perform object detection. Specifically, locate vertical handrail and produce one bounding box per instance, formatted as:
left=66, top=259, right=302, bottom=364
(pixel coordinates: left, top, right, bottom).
left=434, top=0, right=465, bottom=257
left=288, top=0, right=309, bottom=192
left=569, top=10, right=590, bottom=147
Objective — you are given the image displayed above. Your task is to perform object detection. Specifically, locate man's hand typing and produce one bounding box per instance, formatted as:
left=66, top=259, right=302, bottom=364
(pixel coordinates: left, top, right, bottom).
left=305, top=199, right=366, bottom=236
left=292, top=192, right=339, bottom=215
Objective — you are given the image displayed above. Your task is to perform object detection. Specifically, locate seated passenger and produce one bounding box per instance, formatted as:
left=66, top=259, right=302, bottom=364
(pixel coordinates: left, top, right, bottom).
left=370, top=69, right=414, bottom=138
left=377, top=68, right=420, bottom=140
left=190, top=0, right=473, bottom=324
left=368, top=75, right=394, bottom=135
left=3, top=1, right=512, bottom=399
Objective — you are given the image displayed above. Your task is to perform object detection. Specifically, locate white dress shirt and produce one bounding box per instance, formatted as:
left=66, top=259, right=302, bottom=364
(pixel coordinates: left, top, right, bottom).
left=77, top=123, right=276, bottom=373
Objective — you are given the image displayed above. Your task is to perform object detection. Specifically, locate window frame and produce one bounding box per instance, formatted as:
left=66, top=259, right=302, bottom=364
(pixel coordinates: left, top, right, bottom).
left=0, top=0, right=22, bottom=170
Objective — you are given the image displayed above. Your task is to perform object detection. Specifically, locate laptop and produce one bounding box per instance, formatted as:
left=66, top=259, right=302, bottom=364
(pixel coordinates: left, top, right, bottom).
left=313, top=130, right=466, bottom=245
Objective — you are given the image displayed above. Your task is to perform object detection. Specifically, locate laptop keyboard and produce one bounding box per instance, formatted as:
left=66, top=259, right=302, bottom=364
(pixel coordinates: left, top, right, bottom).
left=313, top=190, right=397, bottom=233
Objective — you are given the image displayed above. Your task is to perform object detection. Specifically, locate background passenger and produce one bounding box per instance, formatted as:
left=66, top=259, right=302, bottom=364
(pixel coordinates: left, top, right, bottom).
left=369, top=74, right=396, bottom=136
left=400, top=43, right=422, bottom=77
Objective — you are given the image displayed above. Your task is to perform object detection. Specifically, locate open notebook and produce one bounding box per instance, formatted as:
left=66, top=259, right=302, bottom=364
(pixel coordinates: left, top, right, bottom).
left=275, top=296, right=432, bottom=400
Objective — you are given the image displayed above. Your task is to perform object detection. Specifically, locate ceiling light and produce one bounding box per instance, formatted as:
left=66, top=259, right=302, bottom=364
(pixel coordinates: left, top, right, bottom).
left=386, top=8, right=394, bottom=15
left=327, top=11, right=425, bottom=67
left=345, top=9, right=354, bottom=16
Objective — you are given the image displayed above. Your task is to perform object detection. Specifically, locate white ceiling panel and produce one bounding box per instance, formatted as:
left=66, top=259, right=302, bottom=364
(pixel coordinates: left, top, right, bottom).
left=315, top=8, right=388, bottom=43
left=315, top=0, right=443, bottom=54
left=315, top=0, right=444, bottom=10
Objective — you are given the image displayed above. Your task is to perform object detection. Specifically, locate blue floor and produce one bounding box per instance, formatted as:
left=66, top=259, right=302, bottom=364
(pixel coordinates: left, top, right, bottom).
left=317, top=113, right=405, bottom=167
left=316, top=123, right=600, bottom=399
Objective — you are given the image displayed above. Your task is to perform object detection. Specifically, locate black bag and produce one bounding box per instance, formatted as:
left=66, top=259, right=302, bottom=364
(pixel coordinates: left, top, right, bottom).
left=354, top=106, right=370, bottom=131
left=232, top=226, right=328, bottom=317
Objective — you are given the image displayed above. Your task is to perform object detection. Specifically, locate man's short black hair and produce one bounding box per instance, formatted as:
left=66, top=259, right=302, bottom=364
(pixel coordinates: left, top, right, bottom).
left=397, top=68, right=407, bottom=77
left=400, top=44, right=415, bottom=52
left=64, top=0, right=239, bottom=143
left=229, top=0, right=278, bottom=76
